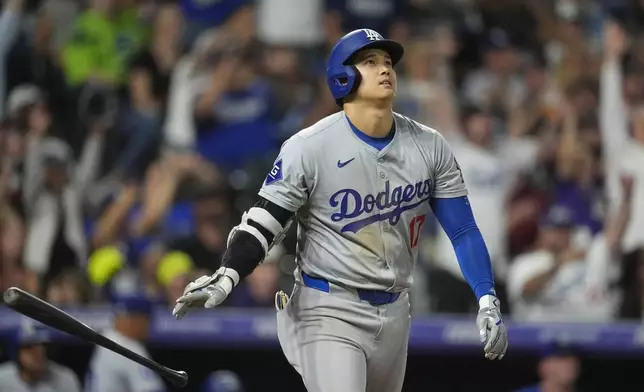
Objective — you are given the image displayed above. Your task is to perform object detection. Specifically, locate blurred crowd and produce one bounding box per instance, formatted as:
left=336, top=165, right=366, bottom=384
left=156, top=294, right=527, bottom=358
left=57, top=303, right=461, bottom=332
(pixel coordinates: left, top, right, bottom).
left=0, top=0, right=643, bottom=329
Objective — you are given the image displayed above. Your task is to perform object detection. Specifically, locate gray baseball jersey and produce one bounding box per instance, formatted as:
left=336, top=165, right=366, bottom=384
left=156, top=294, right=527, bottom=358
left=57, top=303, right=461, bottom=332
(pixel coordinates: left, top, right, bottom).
left=85, top=329, right=164, bottom=392
left=0, top=362, right=81, bottom=392
left=259, top=111, right=467, bottom=291
left=268, top=111, right=468, bottom=392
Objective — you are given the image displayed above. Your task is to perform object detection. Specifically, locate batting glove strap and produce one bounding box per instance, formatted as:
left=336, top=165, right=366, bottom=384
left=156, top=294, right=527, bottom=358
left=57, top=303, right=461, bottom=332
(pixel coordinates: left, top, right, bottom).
left=215, top=267, right=240, bottom=287
left=478, top=294, right=500, bottom=310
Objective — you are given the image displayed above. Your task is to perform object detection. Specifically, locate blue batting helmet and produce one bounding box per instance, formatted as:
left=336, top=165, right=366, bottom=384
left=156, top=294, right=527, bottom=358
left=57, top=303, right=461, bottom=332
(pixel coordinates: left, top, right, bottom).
left=326, top=29, right=404, bottom=103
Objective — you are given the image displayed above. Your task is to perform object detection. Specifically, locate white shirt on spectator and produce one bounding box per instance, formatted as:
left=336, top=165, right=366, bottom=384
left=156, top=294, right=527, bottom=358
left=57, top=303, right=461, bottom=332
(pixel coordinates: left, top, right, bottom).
left=22, top=135, right=102, bottom=276
left=257, top=0, right=323, bottom=47
left=600, top=59, right=644, bottom=253
left=0, top=361, right=81, bottom=392
left=507, top=235, right=621, bottom=322
left=462, top=70, right=527, bottom=112
left=433, top=135, right=539, bottom=283
left=85, top=329, right=164, bottom=392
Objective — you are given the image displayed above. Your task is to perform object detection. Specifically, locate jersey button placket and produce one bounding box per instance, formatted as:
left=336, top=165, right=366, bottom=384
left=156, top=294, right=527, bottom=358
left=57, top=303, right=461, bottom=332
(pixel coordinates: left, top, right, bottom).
left=377, top=165, right=394, bottom=286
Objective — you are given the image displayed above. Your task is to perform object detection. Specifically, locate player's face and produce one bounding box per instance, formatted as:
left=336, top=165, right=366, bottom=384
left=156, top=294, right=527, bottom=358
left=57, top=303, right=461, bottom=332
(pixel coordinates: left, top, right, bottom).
left=540, top=355, right=579, bottom=385
left=353, top=49, right=397, bottom=102
left=18, top=344, right=46, bottom=374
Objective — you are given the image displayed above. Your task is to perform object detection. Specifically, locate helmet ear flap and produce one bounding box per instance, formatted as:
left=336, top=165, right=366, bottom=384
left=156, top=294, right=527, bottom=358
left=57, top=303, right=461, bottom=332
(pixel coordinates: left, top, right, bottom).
left=326, top=65, right=361, bottom=100
left=328, top=65, right=362, bottom=107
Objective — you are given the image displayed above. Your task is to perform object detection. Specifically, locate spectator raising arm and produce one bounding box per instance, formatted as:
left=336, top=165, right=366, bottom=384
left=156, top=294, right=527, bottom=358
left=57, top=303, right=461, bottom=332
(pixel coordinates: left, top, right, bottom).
left=600, top=21, right=629, bottom=192
left=0, top=0, right=24, bottom=118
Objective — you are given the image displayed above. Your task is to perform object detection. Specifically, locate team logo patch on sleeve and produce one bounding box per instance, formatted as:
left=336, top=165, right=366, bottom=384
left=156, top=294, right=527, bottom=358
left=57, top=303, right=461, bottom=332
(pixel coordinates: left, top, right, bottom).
left=265, top=159, right=283, bottom=185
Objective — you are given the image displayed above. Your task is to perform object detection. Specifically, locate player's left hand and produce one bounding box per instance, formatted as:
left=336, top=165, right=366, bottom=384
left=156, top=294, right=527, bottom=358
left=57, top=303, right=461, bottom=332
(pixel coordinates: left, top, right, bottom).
left=172, top=273, right=232, bottom=320
left=476, top=295, right=508, bottom=360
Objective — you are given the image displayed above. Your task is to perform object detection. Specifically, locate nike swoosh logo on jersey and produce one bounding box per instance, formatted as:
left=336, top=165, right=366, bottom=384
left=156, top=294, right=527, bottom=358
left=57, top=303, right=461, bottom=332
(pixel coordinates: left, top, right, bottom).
left=337, top=158, right=355, bottom=168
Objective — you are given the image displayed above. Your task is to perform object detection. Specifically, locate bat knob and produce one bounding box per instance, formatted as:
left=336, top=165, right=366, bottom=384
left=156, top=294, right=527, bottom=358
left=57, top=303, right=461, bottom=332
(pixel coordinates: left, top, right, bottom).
left=172, top=371, right=189, bottom=387
left=3, top=287, right=21, bottom=306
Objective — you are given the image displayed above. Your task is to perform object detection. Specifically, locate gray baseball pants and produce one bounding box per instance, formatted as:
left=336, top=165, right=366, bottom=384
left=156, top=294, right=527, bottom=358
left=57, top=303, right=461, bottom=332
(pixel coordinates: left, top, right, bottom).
left=276, top=280, right=411, bottom=392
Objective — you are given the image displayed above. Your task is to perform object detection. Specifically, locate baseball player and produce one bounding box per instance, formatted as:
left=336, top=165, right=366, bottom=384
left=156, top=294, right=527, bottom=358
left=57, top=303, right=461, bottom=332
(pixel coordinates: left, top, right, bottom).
left=0, top=321, right=81, bottom=392
left=173, top=29, right=508, bottom=392
left=85, top=293, right=165, bottom=392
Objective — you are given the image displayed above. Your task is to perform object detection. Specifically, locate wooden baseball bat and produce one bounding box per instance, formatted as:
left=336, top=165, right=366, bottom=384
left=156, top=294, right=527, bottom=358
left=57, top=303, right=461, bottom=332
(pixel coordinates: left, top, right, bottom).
left=3, top=287, right=188, bottom=388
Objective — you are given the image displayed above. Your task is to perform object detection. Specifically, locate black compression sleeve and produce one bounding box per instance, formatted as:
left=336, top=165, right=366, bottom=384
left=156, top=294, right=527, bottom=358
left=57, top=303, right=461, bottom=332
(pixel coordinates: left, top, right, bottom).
left=220, top=197, right=294, bottom=280
left=221, top=231, right=265, bottom=279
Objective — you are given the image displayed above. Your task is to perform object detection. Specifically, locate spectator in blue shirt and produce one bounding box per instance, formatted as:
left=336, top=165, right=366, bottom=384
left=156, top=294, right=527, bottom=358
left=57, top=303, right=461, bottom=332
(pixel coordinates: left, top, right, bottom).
left=193, top=42, right=280, bottom=172
left=182, top=0, right=254, bottom=48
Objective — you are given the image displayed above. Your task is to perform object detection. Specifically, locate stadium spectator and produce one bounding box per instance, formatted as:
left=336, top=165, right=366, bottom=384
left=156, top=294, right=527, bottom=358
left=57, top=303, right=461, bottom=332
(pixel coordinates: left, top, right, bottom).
left=461, top=28, right=526, bottom=116
left=7, top=0, right=72, bottom=133
left=61, top=0, right=147, bottom=88
left=550, top=100, right=603, bottom=240
left=37, top=0, right=81, bottom=54
left=394, top=25, right=459, bottom=128
left=600, top=21, right=644, bottom=259
left=12, top=84, right=105, bottom=295
left=190, top=36, right=279, bottom=171
left=85, top=293, right=164, bottom=392
left=0, top=321, right=81, bottom=392
left=0, top=0, right=24, bottom=119
left=44, top=267, right=92, bottom=306
left=429, top=104, right=540, bottom=314
left=257, top=0, right=324, bottom=49
left=323, top=0, right=408, bottom=46
left=508, top=173, right=633, bottom=322
left=160, top=194, right=228, bottom=274
left=515, top=343, right=580, bottom=392
left=181, top=0, right=254, bottom=48
left=105, top=3, right=184, bottom=184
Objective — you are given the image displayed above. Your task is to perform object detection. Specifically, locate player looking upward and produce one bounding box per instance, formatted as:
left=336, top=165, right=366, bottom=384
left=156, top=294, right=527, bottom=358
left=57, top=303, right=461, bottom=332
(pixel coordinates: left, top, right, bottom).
left=173, top=29, right=508, bottom=392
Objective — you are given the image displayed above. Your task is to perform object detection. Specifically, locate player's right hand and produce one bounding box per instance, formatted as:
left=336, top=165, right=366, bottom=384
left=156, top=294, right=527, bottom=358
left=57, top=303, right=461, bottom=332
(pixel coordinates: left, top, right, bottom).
left=172, top=274, right=233, bottom=320
left=476, top=295, right=508, bottom=360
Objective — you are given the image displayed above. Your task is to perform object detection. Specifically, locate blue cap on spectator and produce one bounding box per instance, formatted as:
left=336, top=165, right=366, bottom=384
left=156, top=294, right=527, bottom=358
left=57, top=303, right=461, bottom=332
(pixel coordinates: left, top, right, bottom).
left=7, top=320, right=50, bottom=360
left=14, top=321, right=51, bottom=346
left=201, top=370, right=245, bottom=392
left=540, top=205, right=575, bottom=228
left=539, top=342, right=578, bottom=359
left=111, top=292, right=153, bottom=316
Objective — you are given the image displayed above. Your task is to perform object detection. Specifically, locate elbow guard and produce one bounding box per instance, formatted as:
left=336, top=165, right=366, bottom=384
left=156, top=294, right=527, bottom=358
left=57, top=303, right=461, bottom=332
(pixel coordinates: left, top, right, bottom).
left=227, top=206, right=293, bottom=260
left=221, top=198, right=295, bottom=280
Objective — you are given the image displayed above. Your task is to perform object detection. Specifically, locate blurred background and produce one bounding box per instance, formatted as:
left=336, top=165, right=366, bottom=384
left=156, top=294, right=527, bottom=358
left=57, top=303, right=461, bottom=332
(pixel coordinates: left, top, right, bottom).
left=0, top=0, right=644, bottom=391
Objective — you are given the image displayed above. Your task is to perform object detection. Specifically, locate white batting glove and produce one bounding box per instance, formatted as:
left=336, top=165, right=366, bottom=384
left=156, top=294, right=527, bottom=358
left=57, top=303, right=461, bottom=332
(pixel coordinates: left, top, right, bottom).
left=476, top=295, right=508, bottom=360
left=172, top=268, right=239, bottom=320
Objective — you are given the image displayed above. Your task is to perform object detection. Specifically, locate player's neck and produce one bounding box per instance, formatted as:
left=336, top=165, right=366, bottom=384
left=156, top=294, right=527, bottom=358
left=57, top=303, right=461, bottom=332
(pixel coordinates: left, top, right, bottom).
left=20, top=367, right=45, bottom=384
left=540, top=380, right=574, bottom=392
left=343, top=102, right=394, bottom=138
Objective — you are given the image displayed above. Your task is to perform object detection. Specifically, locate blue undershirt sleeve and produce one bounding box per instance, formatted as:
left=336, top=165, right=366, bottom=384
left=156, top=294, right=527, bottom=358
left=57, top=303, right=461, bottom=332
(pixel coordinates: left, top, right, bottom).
left=429, top=196, right=496, bottom=300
